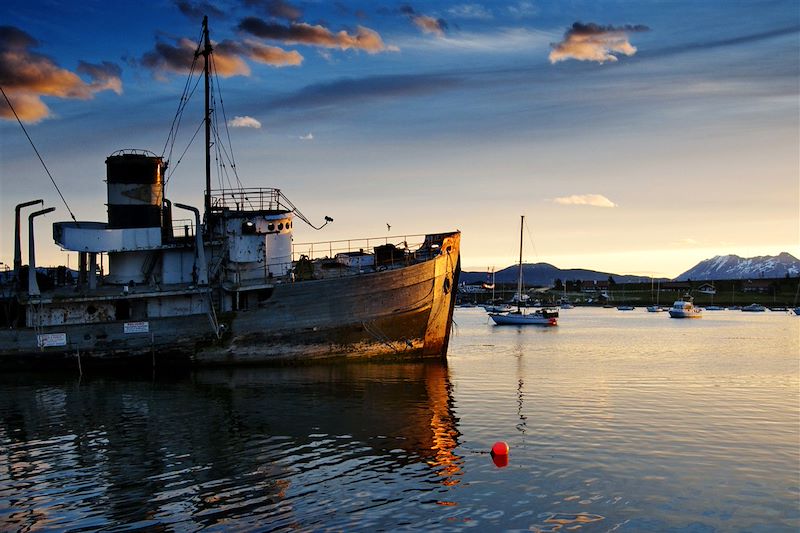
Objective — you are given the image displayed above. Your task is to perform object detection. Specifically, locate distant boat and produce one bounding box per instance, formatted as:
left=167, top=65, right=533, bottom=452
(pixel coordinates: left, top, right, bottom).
left=794, top=307, right=800, bottom=316
left=742, top=303, right=767, bottom=312
left=727, top=306, right=742, bottom=311
left=489, top=216, right=558, bottom=326
left=668, top=295, right=703, bottom=319
left=484, top=303, right=513, bottom=313
left=646, top=305, right=665, bottom=312
left=560, top=302, right=575, bottom=309
left=705, top=305, right=725, bottom=311
left=617, top=305, right=635, bottom=311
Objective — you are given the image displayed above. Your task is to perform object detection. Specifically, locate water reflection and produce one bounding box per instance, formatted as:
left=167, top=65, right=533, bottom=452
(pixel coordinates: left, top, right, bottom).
left=0, top=361, right=462, bottom=530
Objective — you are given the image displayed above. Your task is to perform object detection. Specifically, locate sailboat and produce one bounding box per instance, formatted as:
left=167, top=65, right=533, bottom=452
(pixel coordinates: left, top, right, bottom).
left=483, top=268, right=512, bottom=313
left=646, top=277, right=665, bottom=312
left=488, top=216, right=558, bottom=326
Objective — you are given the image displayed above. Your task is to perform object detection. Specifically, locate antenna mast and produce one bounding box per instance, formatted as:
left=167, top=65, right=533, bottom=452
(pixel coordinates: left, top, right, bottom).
left=201, top=16, right=213, bottom=222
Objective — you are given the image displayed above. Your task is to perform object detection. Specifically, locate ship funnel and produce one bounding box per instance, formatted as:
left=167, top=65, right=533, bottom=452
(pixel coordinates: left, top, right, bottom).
left=106, top=151, right=165, bottom=229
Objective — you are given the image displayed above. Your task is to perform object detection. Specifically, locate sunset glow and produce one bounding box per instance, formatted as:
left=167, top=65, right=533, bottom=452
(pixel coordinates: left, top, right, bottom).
left=1, top=1, right=798, bottom=279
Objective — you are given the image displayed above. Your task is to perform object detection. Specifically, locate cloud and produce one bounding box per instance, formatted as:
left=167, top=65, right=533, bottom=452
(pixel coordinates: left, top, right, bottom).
left=227, top=39, right=303, bottom=66
left=448, top=4, right=493, bottom=20
left=269, top=73, right=462, bottom=110
left=238, top=17, right=394, bottom=53
left=228, top=115, right=261, bottom=128
left=549, top=22, right=649, bottom=64
left=507, top=1, right=538, bottom=18
left=412, top=15, right=447, bottom=37
left=174, top=0, right=225, bottom=20
left=0, top=25, right=123, bottom=123
left=298, top=132, right=313, bottom=140
left=141, top=37, right=251, bottom=77
left=401, top=6, right=448, bottom=37
left=552, top=194, right=618, bottom=208
left=245, top=0, right=302, bottom=21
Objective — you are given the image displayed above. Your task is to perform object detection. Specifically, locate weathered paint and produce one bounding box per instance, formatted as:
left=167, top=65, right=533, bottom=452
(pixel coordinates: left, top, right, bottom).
left=0, top=232, right=460, bottom=367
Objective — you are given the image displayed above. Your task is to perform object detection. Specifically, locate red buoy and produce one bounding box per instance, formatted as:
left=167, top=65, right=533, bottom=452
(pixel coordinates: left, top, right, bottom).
left=491, top=441, right=509, bottom=456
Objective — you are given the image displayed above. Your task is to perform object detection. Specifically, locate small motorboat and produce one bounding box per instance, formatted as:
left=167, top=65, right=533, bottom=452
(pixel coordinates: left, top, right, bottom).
left=669, top=295, right=702, bottom=318
left=742, top=303, right=767, bottom=312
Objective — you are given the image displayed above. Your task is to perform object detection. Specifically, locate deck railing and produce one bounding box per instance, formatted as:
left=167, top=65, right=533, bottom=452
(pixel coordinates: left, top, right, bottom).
left=209, top=188, right=290, bottom=212
left=291, top=234, right=427, bottom=262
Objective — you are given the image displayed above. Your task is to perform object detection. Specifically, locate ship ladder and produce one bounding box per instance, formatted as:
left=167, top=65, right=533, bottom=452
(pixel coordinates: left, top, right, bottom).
left=205, top=290, right=222, bottom=339
left=140, top=250, right=162, bottom=283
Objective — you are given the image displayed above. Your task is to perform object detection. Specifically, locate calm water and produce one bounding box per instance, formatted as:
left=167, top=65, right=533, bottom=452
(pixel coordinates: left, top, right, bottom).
left=1, top=308, right=798, bottom=531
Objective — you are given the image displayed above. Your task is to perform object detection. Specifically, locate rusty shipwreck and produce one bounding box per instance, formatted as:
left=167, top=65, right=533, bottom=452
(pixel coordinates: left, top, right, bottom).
left=0, top=18, right=461, bottom=367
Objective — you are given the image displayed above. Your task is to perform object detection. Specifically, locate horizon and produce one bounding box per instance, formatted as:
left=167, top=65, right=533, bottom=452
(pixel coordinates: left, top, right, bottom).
left=2, top=1, right=798, bottom=280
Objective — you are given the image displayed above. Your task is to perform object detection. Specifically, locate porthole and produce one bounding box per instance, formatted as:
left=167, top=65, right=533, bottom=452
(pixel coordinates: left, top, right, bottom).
left=268, top=223, right=275, bottom=231
left=278, top=223, right=284, bottom=230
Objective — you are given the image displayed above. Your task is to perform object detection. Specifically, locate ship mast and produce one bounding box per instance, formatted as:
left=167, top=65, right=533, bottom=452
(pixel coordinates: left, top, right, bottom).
left=200, top=16, right=213, bottom=223
left=517, top=215, right=524, bottom=311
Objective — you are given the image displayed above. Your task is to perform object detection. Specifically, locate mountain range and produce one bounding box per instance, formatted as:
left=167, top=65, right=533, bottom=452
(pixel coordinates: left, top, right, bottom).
left=460, top=252, right=800, bottom=286
left=674, top=252, right=800, bottom=280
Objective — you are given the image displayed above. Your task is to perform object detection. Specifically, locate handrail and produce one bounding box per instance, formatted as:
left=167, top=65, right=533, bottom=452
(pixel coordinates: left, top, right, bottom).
left=292, top=234, right=427, bottom=262
left=209, top=188, right=290, bottom=212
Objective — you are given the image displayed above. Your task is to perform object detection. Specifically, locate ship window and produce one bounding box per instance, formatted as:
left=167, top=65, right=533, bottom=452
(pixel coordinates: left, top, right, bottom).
left=268, top=223, right=275, bottom=231
left=278, top=223, right=284, bottom=230
left=287, top=222, right=292, bottom=229
left=242, top=220, right=256, bottom=235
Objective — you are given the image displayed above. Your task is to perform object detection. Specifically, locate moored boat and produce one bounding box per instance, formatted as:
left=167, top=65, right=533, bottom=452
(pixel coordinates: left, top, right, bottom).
left=488, top=216, right=558, bottom=326
left=668, top=295, right=703, bottom=318
left=741, top=303, right=767, bottom=312
left=0, top=18, right=461, bottom=368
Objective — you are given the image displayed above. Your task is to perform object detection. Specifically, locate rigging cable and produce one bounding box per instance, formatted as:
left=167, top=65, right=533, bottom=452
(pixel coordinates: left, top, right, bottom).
left=1, top=85, right=78, bottom=224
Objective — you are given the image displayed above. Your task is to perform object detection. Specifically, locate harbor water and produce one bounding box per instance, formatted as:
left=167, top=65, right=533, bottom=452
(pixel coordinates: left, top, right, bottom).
left=1, top=307, right=798, bottom=531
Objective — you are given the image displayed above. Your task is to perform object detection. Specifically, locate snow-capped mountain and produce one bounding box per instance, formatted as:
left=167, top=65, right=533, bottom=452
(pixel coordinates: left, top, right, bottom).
left=675, top=252, right=800, bottom=280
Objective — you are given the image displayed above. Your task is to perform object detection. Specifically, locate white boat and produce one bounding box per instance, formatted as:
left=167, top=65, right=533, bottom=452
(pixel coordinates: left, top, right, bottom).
left=646, top=305, right=665, bottom=312
left=741, top=303, right=767, bottom=312
left=488, top=216, right=558, bottom=326
left=484, top=303, right=514, bottom=313
left=490, top=308, right=559, bottom=326
left=560, top=302, right=574, bottom=309
left=668, top=295, right=703, bottom=318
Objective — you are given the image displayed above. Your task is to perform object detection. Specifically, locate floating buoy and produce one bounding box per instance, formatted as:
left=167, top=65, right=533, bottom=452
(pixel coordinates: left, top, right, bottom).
left=491, top=441, right=509, bottom=456
left=490, top=441, right=509, bottom=467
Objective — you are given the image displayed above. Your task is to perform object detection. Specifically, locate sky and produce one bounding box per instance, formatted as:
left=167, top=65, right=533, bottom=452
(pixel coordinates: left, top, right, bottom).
left=1, top=0, right=798, bottom=279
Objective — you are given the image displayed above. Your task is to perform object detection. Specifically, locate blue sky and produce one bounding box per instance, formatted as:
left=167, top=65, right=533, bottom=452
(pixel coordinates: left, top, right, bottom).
left=1, top=0, right=798, bottom=277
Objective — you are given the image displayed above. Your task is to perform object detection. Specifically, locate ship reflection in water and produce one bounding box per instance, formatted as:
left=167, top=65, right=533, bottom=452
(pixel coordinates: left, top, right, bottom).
left=0, top=362, right=462, bottom=530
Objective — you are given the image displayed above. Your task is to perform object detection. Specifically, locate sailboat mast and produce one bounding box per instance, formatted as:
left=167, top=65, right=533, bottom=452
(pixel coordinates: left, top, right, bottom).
left=518, top=215, right=524, bottom=309
left=201, top=15, right=213, bottom=221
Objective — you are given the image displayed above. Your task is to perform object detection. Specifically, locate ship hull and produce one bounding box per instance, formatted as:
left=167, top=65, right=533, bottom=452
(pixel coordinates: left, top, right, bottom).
left=0, top=234, right=460, bottom=368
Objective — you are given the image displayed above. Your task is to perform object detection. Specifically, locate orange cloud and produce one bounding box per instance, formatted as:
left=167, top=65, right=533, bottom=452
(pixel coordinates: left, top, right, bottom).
left=238, top=17, right=394, bottom=53
left=141, top=38, right=251, bottom=77
left=412, top=15, right=446, bottom=37
left=549, top=22, right=649, bottom=64
left=0, top=26, right=122, bottom=123
left=241, top=40, right=303, bottom=66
